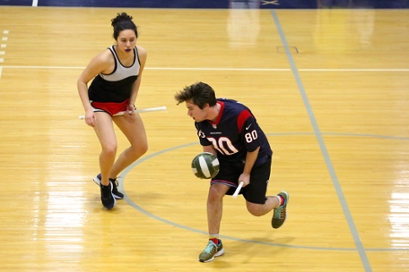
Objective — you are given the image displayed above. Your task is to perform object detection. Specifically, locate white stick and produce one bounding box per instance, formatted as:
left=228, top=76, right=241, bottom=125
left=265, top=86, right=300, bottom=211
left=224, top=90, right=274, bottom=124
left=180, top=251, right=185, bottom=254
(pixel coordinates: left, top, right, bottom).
left=232, top=181, right=244, bottom=199
left=79, top=106, right=167, bottom=119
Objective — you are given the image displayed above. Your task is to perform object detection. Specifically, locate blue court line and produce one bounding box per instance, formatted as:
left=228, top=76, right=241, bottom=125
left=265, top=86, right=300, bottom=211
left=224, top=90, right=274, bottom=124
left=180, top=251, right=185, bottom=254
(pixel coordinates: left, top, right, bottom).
left=270, top=10, right=372, bottom=271
left=120, top=132, right=409, bottom=253
left=122, top=189, right=408, bottom=252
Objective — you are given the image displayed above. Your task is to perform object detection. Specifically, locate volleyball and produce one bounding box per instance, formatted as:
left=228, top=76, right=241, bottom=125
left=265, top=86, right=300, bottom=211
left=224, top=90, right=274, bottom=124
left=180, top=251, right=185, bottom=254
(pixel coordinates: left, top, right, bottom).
left=191, top=152, right=220, bottom=179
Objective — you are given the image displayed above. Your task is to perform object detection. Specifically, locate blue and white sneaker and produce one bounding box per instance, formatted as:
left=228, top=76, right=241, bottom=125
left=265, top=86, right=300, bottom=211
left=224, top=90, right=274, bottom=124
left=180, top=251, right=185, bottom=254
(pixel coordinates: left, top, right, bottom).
left=198, top=240, right=224, bottom=262
left=272, top=191, right=289, bottom=229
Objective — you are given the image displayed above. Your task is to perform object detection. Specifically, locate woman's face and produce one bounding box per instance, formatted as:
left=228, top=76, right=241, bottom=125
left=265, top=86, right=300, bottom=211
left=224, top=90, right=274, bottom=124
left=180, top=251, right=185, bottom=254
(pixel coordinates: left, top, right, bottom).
left=116, top=29, right=137, bottom=53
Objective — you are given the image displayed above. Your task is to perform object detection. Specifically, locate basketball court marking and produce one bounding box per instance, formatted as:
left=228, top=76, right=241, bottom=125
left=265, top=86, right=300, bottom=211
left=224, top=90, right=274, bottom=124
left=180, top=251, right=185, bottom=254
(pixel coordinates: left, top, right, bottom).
left=119, top=132, right=409, bottom=252
left=271, top=10, right=372, bottom=271
left=1, top=65, right=408, bottom=72
left=0, top=30, right=7, bottom=78
left=0, top=14, right=404, bottom=267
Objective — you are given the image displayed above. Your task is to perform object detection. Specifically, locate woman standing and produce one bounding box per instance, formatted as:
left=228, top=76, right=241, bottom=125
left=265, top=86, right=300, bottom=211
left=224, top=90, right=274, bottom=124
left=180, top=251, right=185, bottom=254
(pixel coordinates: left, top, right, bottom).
left=77, top=12, right=148, bottom=209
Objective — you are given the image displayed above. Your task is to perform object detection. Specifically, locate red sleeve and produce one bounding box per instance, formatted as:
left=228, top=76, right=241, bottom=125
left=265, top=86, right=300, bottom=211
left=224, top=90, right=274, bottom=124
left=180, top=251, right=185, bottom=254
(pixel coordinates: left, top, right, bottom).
left=237, top=110, right=253, bottom=132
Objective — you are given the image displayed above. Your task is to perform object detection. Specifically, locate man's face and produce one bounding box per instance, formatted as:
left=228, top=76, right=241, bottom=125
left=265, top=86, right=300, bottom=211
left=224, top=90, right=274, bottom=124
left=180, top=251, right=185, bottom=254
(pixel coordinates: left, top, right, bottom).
left=185, top=100, right=208, bottom=122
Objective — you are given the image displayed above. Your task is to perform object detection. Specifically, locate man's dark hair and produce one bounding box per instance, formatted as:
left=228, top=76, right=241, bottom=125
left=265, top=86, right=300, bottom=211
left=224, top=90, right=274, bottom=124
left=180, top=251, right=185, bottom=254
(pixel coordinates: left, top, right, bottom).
left=174, top=82, right=217, bottom=109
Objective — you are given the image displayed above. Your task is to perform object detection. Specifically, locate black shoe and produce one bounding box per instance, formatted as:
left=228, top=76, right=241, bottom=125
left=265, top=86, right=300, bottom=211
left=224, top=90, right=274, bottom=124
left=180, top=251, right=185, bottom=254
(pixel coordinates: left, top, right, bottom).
left=109, top=178, right=124, bottom=199
left=93, top=174, right=124, bottom=199
left=100, top=182, right=116, bottom=209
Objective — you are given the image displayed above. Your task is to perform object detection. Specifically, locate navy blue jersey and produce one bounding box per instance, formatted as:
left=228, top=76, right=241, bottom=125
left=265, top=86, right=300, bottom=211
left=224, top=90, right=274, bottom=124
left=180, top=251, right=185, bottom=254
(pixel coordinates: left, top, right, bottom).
left=195, top=99, right=272, bottom=166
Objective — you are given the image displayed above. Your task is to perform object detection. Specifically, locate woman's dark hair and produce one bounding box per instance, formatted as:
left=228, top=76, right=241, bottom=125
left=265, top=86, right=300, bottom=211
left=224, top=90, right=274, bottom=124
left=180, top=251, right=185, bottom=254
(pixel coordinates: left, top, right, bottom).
left=111, top=12, right=138, bottom=40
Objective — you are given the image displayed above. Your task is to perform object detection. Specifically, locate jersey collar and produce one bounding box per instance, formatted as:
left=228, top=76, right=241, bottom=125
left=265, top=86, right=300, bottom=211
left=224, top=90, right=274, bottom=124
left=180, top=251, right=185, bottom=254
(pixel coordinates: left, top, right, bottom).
left=208, top=101, right=224, bottom=127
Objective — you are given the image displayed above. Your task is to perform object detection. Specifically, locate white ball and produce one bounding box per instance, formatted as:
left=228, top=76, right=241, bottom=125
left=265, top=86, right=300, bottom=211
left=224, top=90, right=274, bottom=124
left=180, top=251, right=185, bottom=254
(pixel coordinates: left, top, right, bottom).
left=191, top=152, right=220, bottom=179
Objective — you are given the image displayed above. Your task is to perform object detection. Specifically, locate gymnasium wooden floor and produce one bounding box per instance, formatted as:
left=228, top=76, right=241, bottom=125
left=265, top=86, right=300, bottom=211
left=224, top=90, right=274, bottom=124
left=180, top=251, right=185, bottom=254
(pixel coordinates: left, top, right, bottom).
left=0, top=6, right=408, bottom=272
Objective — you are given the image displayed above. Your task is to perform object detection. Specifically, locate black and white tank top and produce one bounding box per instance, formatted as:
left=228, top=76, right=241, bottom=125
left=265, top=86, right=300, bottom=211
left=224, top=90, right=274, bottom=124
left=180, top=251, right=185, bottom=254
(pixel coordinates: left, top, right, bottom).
left=88, top=45, right=141, bottom=103
left=99, top=45, right=140, bottom=81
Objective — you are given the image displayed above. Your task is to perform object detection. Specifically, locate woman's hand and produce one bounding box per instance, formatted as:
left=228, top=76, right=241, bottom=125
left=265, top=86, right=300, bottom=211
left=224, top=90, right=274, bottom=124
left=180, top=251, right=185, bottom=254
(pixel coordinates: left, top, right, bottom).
left=125, top=103, right=136, bottom=117
left=84, top=110, right=96, bottom=127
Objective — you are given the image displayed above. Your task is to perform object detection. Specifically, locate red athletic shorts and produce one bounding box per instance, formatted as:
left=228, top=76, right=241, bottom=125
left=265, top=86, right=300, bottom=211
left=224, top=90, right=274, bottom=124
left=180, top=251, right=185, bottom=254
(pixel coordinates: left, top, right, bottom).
left=91, top=99, right=130, bottom=116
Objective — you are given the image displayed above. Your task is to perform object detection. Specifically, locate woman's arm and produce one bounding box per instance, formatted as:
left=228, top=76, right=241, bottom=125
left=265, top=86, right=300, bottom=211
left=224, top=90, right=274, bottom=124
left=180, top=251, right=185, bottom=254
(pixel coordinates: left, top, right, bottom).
left=77, top=50, right=113, bottom=125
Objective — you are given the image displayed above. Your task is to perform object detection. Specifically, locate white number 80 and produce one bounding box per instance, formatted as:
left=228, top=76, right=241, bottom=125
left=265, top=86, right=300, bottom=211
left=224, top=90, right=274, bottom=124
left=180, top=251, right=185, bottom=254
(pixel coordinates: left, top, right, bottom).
left=245, top=130, right=258, bottom=143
